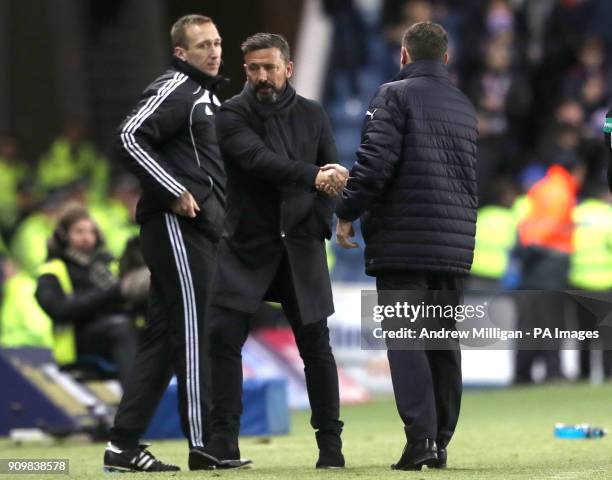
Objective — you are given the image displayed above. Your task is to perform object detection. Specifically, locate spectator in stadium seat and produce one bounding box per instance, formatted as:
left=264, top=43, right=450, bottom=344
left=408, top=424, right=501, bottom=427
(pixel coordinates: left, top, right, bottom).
left=34, top=204, right=137, bottom=386
left=562, top=36, right=610, bottom=103
left=468, top=40, right=531, bottom=203
left=543, top=99, right=586, bottom=138
left=536, top=101, right=605, bottom=189
left=321, top=0, right=368, bottom=99
left=381, top=0, right=434, bottom=79
left=539, top=123, right=585, bottom=171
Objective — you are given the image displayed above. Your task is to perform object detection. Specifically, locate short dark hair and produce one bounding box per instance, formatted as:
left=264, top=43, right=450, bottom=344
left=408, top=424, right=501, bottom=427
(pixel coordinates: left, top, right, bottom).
left=171, top=14, right=214, bottom=48
left=402, top=21, right=448, bottom=61
left=241, top=33, right=291, bottom=62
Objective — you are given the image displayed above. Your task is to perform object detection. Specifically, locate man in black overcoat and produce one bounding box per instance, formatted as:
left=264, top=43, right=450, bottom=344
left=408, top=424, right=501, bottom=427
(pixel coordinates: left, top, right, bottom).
left=197, top=33, right=348, bottom=470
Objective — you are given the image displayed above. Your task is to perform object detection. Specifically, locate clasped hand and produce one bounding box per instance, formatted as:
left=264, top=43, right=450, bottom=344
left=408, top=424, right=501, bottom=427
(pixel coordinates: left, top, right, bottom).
left=315, top=164, right=349, bottom=197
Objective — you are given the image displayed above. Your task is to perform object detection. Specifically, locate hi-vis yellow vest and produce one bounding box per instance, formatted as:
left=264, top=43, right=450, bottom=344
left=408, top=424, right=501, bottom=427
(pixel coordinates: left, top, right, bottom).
left=471, top=206, right=516, bottom=279
left=38, top=259, right=76, bottom=365
left=570, top=199, right=612, bottom=290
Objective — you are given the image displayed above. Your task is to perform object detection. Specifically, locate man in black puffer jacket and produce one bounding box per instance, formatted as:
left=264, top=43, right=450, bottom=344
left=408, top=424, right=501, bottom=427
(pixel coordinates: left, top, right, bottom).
left=336, top=22, right=478, bottom=471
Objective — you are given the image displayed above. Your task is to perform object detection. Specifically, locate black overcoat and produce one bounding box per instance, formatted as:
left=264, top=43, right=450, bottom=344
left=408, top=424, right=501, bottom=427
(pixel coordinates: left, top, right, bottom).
left=212, top=85, right=338, bottom=324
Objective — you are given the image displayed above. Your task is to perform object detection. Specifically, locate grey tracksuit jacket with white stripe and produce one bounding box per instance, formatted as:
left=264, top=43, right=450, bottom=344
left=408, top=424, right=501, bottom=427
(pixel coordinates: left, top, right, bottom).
left=115, top=57, right=227, bottom=242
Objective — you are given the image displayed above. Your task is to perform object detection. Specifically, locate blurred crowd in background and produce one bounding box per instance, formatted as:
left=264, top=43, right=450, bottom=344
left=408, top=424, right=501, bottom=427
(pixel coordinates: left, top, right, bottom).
left=1, top=0, right=612, bottom=385
left=327, top=0, right=612, bottom=280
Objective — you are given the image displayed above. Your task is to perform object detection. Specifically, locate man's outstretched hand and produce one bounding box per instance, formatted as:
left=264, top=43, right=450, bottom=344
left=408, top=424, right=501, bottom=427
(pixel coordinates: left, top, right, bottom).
left=171, top=190, right=200, bottom=218
left=336, top=218, right=359, bottom=249
left=316, top=164, right=349, bottom=196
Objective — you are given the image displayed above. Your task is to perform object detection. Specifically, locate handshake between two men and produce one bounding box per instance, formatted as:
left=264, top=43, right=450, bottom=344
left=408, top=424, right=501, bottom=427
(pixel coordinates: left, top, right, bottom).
left=315, top=163, right=349, bottom=197
left=316, top=163, right=359, bottom=250
left=171, top=163, right=349, bottom=218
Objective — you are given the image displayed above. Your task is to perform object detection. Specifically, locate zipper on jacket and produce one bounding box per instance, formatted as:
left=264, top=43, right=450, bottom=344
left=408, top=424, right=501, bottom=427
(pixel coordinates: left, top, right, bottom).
left=280, top=198, right=286, bottom=238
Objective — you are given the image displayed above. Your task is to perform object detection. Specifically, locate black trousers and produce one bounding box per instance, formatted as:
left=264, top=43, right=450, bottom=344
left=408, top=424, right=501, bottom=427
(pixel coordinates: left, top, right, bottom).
left=208, top=254, right=342, bottom=445
left=376, top=271, right=463, bottom=448
left=514, top=292, right=565, bottom=383
left=76, top=314, right=138, bottom=388
left=514, top=248, right=569, bottom=383
left=110, top=213, right=217, bottom=449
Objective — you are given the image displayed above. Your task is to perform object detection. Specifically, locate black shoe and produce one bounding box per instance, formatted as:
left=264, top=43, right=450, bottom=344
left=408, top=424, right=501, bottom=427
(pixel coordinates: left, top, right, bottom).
left=103, top=442, right=180, bottom=472
left=391, top=438, right=438, bottom=471
left=431, top=447, right=447, bottom=468
left=189, top=446, right=252, bottom=471
left=315, top=430, right=345, bottom=469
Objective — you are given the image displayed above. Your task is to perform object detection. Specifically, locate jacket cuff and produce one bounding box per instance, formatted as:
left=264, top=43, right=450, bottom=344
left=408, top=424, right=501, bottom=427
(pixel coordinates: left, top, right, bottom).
left=154, top=185, right=184, bottom=209
left=335, top=202, right=361, bottom=222
left=297, top=163, right=320, bottom=188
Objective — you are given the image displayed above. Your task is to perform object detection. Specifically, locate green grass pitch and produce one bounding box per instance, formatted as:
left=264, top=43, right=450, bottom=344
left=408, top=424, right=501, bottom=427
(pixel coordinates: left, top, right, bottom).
left=2, top=383, right=612, bottom=479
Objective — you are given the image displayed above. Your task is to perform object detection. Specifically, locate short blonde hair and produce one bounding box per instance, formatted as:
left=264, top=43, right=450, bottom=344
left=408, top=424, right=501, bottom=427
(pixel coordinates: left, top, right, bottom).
left=171, top=14, right=214, bottom=49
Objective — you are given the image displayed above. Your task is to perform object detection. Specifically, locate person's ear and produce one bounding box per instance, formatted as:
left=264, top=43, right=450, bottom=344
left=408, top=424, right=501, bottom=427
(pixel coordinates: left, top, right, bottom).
left=174, top=46, right=187, bottom=61
left=286, top=60, right=294, bottom=79
left=443, top=52, right=449, bottom=65
left=400, top=46, right=410, bottom=67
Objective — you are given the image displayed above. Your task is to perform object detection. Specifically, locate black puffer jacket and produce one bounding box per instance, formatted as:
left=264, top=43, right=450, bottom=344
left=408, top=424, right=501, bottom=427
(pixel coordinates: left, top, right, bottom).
left=336, top=60, right=478, bottom=276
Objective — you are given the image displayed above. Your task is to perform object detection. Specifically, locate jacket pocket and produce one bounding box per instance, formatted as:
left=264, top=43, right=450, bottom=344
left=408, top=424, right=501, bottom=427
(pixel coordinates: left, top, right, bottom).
left=199, top=193, right=224, bottom=242
left=307, top=194, right=334, bottom=240
left=187, top=178, right=224, bottom=242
